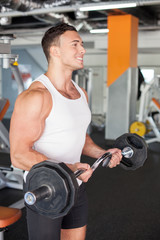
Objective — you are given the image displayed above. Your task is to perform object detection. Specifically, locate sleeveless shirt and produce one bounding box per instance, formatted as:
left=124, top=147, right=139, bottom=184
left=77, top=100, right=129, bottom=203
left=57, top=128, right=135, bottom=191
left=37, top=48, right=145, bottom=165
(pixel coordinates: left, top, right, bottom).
left=32, top=74, right=91, bottom=164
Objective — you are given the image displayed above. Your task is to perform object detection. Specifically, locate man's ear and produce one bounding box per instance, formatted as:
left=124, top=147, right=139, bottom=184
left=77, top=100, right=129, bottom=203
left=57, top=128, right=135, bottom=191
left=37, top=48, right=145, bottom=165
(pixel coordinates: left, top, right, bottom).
left=50, top=46, right=60, bottom=57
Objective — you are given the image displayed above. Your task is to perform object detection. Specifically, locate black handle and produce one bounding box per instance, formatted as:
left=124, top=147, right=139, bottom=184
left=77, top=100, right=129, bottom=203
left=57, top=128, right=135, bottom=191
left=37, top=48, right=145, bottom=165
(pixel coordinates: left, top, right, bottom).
left=24, top=185, right=52, bottom=205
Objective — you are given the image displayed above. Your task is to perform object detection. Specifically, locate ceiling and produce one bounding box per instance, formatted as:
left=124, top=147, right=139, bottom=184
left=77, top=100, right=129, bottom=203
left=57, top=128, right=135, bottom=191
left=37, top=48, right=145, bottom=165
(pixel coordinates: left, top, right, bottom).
left=0, top=0, right=160, bottom=36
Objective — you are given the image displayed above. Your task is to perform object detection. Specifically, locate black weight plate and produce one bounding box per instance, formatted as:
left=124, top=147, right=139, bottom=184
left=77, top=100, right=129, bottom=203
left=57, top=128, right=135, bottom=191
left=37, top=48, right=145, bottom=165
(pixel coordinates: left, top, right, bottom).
left=25, top=166, right=69, bottom=218
left=25, top=161, right=79, bottom=219
left=58, top=162, right=79, bottom=215
left=114, top=133, right=148, bottom=170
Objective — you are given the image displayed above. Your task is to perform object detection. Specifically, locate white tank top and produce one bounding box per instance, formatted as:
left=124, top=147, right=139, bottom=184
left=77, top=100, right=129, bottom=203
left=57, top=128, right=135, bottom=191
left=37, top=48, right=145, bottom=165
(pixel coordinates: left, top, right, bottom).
left=33, top=74, right=91, bottom=164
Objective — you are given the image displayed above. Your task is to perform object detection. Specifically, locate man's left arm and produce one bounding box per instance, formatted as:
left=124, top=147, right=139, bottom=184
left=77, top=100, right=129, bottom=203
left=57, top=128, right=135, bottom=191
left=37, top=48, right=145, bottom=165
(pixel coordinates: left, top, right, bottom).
left=80, top=88, right=122, bottom=168
left=82, top=134, right=122, bottom=168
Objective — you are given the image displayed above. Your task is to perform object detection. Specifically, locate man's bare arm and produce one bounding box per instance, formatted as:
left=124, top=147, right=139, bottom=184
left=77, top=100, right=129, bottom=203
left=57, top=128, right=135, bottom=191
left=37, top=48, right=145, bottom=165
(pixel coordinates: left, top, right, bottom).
left=82, top=134, right=122, bottom=168
left=82, top=134, right=107, bottom=159
left=9, top=89, right=51, bottom=171
left=10, top=87, right=92, bottom=182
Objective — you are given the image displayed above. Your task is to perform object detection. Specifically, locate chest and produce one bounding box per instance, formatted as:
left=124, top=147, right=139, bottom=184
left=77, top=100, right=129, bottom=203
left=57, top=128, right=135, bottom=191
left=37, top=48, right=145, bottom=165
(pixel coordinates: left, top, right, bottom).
left=46, top=97, right=91, bottom=130
left=58, top=88, right=81, bottom=100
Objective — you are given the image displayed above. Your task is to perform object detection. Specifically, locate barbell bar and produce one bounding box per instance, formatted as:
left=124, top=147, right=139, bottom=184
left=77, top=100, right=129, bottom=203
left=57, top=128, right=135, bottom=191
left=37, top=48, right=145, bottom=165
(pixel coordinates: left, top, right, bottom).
left=25, top=146, right=133, bottom=206
left=24, top=133, right=148, bottom=219
left=74, top=146, right=133, bottom=177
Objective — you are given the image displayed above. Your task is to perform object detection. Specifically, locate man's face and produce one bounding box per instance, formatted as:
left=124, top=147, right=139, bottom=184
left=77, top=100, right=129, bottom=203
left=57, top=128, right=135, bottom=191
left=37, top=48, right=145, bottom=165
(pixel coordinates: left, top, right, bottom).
left=58, top=30, right=86, bottom=71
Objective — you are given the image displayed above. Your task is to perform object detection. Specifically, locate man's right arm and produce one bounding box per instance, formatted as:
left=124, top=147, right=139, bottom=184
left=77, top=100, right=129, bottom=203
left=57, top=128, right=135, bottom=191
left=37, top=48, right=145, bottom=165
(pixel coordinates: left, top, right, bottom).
left=10, top=87, right=93, bottom=182
left=9, top=89, right=51, bottom=171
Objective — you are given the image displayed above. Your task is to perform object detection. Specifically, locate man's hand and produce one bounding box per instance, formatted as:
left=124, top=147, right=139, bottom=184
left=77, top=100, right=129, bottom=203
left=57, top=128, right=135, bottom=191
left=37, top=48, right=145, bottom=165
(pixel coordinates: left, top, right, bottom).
left=106, top=148, right=122, bottom=168
left=66, top=148, right=122, bottom=183
left=67, top=162, right=93, bottom=182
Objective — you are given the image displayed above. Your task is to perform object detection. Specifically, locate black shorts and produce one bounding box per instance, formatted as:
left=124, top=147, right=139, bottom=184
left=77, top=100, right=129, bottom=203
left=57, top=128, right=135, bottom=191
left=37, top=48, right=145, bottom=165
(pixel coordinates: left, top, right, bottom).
left=26, top=184, right=88, bottom=240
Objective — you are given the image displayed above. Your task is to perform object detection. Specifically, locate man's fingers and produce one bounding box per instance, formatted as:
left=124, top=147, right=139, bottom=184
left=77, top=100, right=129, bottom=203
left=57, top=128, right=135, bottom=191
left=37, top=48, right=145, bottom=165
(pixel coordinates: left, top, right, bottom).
left=78, top=167, right=93, bottom=182
left=108, top=151, right=122, bottom=168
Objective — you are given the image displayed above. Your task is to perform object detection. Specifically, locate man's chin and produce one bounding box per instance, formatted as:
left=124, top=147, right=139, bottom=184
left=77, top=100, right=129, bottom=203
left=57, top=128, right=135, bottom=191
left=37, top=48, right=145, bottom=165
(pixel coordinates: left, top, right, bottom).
left=75, top=64, right=84, bottom=70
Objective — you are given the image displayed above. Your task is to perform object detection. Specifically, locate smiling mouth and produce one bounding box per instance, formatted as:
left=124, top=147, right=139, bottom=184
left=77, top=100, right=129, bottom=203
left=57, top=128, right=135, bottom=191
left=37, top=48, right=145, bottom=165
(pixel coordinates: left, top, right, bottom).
left=76, top=57, right=83, bottom=62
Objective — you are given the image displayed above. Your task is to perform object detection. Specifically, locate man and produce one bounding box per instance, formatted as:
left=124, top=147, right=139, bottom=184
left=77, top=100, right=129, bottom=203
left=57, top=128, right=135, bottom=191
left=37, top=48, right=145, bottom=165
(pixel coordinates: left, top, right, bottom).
left=9, top=23, right=122, bottom=240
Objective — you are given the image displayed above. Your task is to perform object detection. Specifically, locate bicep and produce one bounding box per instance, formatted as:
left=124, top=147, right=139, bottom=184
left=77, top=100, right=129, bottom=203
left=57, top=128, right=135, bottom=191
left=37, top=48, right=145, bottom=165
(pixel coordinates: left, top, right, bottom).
left=10, top=110, right=43, bottom=148
left=10, top=94, right=45, bottom=153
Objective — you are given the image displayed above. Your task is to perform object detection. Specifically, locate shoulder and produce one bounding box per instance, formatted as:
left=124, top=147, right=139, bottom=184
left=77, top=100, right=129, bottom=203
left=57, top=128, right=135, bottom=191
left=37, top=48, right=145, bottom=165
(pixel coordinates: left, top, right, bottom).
left=16, top=85, right=48, bottom=108
left=14, top=83, right=52, bottom=118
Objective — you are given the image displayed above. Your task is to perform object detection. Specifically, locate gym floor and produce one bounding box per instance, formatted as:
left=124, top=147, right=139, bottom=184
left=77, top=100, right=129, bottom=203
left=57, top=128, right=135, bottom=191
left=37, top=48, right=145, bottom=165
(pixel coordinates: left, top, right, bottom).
left=0, top=129, right=160, bottom=240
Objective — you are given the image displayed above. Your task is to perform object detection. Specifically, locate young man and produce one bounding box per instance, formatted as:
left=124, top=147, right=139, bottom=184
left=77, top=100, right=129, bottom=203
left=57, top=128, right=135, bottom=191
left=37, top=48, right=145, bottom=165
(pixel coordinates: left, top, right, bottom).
left=9, top=23, right=122, bottom=240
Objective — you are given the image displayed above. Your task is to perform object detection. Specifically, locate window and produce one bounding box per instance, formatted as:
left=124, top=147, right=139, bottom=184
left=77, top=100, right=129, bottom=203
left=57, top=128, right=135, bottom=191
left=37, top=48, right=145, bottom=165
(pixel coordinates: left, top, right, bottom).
left=141, top=68, right=154, bottom=83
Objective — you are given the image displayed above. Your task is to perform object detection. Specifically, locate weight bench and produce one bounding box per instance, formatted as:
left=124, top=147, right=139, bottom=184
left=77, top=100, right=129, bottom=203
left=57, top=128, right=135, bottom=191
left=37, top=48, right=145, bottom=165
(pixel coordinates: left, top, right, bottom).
left=0, top=206, right=22, bottom=240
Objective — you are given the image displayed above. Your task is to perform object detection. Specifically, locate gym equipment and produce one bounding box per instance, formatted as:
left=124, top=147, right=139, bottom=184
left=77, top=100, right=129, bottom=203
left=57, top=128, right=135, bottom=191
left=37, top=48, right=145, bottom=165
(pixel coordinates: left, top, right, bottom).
left=0, top=34, right=24, bottom=190
left=0, top=98, right=23, bottom=190
left=0, top=98, right=10, bottom=153
left=114, top=133, right=147, bottom=170
left=25, top=161, right=79, bottom=219
left=0, top=34, right=18, bottom=69
left=24, top=133, right=147, bottom=220
left=0, top=34, right=24, bottom=93
left=0, top=164, right=23, bottom=190
left=10, top=61, right=25, bottom=94
left=130, top=76, right=160, bottom=143
left=146, top=98, right=160, bottom=143
left=74, top=68, right=92, bottom=134
left=0, top=206, right=22, bottom=240
left=130, top=121, right=146, bottom=137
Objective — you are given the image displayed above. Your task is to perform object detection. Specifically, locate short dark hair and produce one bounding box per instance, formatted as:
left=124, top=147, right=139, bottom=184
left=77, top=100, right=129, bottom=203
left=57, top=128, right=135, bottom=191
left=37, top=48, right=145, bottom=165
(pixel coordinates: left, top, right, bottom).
left=41, top=23, right=77, bottom=62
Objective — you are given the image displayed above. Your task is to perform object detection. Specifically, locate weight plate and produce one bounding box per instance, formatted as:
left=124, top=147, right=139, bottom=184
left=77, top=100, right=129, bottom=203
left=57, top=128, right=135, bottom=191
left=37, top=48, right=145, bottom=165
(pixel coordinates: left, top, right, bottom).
left=114, top=133, right=147, bottom=170
left=24, top=161, right=79, bottom=219
left=130, top=121, right=146, bottom=137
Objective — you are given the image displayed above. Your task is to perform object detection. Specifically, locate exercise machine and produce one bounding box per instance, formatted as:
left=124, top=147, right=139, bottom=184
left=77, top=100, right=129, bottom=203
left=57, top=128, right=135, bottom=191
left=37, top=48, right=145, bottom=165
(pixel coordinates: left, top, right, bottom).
left=130, top=76, right=160, bottom=144
left=74, top=68, right=92, bottom=134
left=0, top=98, right=23, bottom=190
left=0, top=34, right=24, bottom=190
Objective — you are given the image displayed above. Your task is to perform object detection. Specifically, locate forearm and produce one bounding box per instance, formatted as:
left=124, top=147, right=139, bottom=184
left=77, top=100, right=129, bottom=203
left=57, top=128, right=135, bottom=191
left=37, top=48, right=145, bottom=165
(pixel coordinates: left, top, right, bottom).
left=82, top=134, right=123, bottom=170
left=11, top=147, right=93, bottom=183
left=11, top=148, right=47, bottom=171
left=82, top=134, right=107, bottom=159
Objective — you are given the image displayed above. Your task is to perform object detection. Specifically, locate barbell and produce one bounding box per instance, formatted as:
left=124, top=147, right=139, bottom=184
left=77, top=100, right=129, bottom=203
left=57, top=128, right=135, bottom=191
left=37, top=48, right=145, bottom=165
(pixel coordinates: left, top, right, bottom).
left=24, top=133, right=147, bottom=220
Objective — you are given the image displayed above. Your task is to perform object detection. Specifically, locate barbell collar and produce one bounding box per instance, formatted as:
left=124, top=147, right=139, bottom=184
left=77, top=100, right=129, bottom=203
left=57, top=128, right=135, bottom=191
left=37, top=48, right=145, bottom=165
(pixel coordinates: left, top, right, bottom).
left=24, top=185, right=52, bottom=205
left=121, top=147, right=134, bottom=158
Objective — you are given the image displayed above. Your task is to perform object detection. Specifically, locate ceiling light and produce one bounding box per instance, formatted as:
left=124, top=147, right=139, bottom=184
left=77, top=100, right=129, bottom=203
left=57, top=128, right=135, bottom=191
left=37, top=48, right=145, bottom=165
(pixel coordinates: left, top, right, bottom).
left=90, top=29, right=109, bottom=33
left=75, top=10, right=88, bottom=19
left=0, top=17, right=11, bottom=25
left=80, top=3, right=137, bottom=11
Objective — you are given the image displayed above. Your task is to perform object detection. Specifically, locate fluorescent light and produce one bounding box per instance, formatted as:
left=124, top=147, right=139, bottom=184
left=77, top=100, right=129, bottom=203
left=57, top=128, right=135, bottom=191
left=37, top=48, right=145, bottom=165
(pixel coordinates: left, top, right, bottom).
left=80, top=3, right=137, bottom=11
left=90, top=29, right=109, bottom=34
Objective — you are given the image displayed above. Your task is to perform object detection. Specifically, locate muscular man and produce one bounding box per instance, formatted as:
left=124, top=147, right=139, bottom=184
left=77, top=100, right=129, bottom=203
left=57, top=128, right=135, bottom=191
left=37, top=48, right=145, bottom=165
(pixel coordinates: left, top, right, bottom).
left=9, top=23, right=122, bottom=240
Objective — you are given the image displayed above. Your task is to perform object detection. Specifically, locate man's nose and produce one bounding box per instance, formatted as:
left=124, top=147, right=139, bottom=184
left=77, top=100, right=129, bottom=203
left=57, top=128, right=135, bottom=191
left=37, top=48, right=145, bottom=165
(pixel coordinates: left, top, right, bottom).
left=80, top=46, right=86, bottom=54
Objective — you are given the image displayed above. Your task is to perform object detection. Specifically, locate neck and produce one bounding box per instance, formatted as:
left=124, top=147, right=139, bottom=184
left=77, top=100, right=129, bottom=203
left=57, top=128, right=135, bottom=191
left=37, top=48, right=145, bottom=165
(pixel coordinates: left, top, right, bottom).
left=45, top=63, right=73, bottom=91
